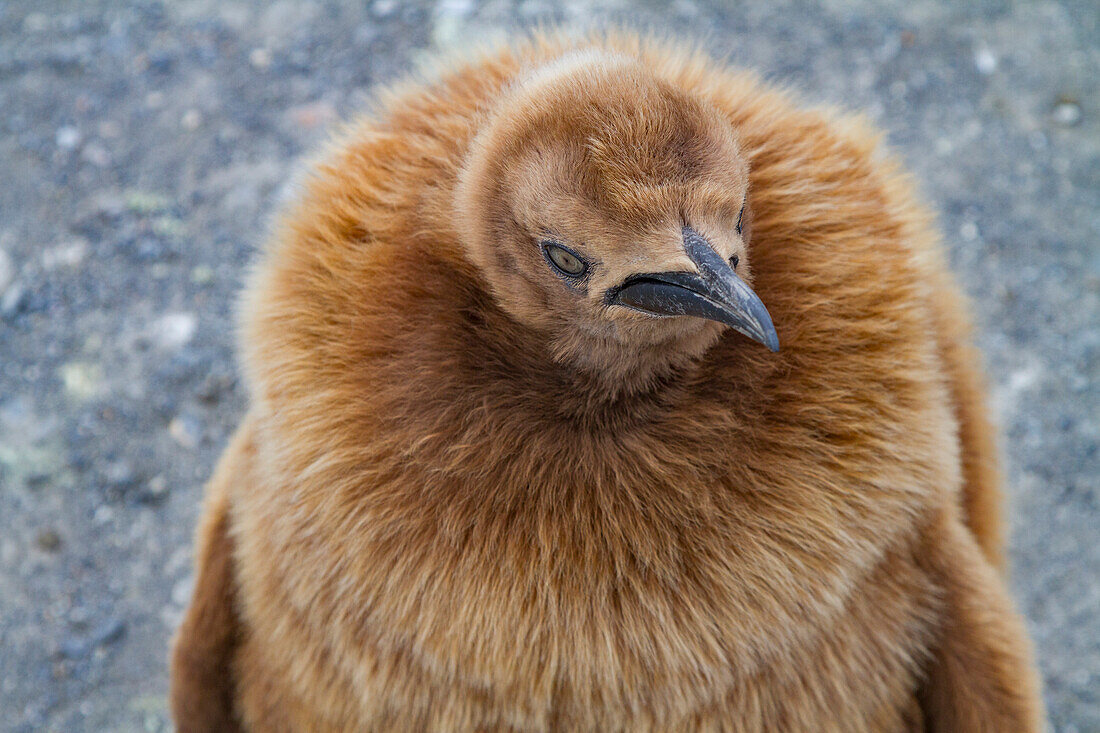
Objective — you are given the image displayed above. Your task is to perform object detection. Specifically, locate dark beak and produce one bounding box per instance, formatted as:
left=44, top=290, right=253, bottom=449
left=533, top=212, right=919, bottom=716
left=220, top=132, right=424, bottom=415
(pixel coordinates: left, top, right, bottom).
left=608, top=226, right=780, bottom=352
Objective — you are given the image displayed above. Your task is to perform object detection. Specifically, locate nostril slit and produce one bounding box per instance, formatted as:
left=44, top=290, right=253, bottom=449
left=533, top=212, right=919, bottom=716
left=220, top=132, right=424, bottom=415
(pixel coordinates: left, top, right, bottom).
left=730, top=255, right=739, bottom=269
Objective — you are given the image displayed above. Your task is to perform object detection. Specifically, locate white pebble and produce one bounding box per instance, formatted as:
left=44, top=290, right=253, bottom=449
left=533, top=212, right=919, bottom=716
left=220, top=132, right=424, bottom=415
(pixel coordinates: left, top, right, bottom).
left=59, top=362, right=103, bottom=401
left=959, top=221, right=979, bottom=242
left=0, top=247, right=12, bottom=293
left=181, top=109, right=203, bottom=131
left=169, top=415, right=202, bottom=450
left=974, top=47, right=997, bottom=75
left=42, top=239, right=88, bottom=270
left=56, top=126, right=81, bottom=150
left=1052, top=101, right=1082, bottom=127
left=438, top=0, right=474, bottom=15
left=152, top=312, right=197, bottom=350
left=371, top=0, right=398, bottom=16
left=249, top=48, right=272, bottom=70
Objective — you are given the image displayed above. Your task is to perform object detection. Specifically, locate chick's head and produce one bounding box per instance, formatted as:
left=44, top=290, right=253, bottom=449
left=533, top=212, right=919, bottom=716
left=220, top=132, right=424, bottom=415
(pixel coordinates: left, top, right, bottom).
left=456, top=51, right=778, bottom=378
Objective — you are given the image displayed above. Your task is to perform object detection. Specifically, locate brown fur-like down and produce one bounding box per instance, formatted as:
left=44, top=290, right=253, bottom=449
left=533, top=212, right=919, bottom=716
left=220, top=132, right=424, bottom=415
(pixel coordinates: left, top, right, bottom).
left=170, top=32, right=1044, bottom=731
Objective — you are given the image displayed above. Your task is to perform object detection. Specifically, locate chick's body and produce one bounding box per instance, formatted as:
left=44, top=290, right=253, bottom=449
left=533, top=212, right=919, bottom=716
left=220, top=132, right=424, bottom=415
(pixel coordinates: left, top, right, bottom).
left=171, top=34, right=1042, bottom=732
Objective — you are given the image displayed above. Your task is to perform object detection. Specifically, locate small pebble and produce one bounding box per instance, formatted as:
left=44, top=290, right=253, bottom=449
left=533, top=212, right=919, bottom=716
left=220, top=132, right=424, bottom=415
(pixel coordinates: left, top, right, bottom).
left=249, top=48, right=272, bottom=70
left=974, top=47, right=997, bottom=75
left=371, top=0, right=398, bottom=17
left=125, top=190, right=171, bottom=215
left=181, top=109, right=203, bottom=131
left=190, top=264, right=215, bottom=285
left=35, top=529, right=62, bottom=552
left=152, top=215, right=185, bottom=239
left=68, top=605, right=91, bottom=628
left=1, top=282, right=27, bottom=318
left=438, top=0, right=474, bottom=15
left=1052, top=100, right=1082, bottom=127
left=59, top=361, right=103, bottom=401
left=135, top=236, right=165, bottom=261
left=92, top=618, right=126, bottom=646
left=140, top=474, right=170, bottom=505
left=56, top=126, right=81, bottom=150
left=147, top=52, right=174, bottom=74
left=196, top=372, right=232, bottom=403
left=25, top=472, right=51, bottom=489
left=148, top=474, right=168, bottom=497
left=0, top=247, right=13, bottom=293
left=41, top=239, right=88, bottom=270
left=105, top=460, right=138, bottom=490
left=59, top=637, right=90, bottom=660
left=169, top=414, right=202, bottom=449
left=151, top=312, right=197, bottom=350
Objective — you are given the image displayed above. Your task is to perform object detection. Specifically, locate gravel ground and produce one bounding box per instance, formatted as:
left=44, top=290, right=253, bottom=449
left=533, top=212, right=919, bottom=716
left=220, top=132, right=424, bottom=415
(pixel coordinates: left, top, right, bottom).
left=1, top=1, right=1097, bottom=730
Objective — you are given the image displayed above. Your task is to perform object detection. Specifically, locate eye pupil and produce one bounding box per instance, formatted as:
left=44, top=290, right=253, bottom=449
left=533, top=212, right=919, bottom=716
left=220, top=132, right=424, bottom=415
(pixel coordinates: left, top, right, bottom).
left=736, top=206, right=744, bottom=236
left=544, top=243, right=587, bottom=277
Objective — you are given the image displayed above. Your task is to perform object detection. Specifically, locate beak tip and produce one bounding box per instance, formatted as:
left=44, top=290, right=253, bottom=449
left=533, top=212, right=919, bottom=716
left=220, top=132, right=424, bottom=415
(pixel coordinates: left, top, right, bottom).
left=745, top=320, right=780, bottom=353
left=742, top=298, right=780, bottom=353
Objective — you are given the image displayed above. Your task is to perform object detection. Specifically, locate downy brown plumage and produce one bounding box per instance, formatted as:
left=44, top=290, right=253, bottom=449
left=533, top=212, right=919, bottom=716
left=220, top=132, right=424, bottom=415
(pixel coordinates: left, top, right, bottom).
left=170, top=32, right=1043, bottom=731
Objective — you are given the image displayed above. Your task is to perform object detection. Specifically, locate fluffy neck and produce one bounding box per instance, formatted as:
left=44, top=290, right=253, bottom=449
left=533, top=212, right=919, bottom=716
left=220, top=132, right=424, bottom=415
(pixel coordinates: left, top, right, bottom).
left=544, top=322, right=722, bottom=407
left=448, top=271, right=706, bottom=423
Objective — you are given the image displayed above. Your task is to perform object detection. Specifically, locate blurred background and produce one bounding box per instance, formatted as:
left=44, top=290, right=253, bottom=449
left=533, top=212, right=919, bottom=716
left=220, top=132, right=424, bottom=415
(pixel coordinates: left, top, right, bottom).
left=1, top=1, right=1097, bottom=730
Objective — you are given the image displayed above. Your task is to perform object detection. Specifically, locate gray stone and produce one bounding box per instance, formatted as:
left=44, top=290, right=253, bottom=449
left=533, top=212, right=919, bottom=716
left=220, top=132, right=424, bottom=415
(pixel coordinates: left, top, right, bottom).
left=91, top=618, right=126, bottom=646
left=1, top=281, right=26, bottom=318
left=0, top=247, right=13, bottom=294
left=58, top=637, right=91, bottom=660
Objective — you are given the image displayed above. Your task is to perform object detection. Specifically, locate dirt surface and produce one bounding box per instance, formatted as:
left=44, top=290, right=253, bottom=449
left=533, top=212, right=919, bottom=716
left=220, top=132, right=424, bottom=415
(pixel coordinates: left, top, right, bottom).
left=1, top=1, right=1097, bottom=730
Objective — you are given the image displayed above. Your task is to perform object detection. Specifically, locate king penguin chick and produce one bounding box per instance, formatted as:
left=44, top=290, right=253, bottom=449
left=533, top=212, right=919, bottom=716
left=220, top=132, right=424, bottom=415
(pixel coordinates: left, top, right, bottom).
left=170, top=33, right=1044, bottom=731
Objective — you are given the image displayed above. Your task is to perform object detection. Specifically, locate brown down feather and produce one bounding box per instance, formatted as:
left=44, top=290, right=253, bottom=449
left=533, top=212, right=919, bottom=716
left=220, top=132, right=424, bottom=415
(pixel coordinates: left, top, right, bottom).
left=170, top=31, right=1044, bottom=731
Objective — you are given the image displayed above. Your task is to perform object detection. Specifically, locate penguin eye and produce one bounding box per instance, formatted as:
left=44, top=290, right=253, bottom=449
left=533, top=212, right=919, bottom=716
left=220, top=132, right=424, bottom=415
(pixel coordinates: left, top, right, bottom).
left=542, top=242, right=588, bottom=278
left=736, top=206, right=744, bottom=236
